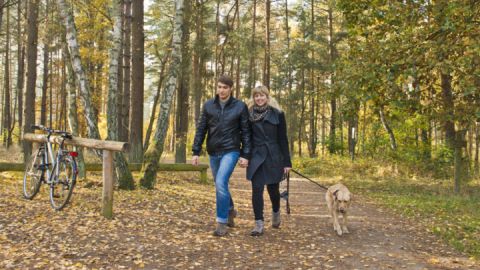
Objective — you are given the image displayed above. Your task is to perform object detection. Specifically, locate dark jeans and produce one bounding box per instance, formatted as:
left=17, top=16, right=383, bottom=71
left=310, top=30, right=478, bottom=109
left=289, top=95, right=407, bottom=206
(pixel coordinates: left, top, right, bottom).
left=251, top=180, right=280, bottom=221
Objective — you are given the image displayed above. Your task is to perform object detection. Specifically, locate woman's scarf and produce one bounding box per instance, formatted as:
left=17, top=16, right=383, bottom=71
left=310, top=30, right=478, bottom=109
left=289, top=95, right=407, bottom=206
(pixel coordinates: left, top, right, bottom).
left=249, top=105, right=271, bottom=122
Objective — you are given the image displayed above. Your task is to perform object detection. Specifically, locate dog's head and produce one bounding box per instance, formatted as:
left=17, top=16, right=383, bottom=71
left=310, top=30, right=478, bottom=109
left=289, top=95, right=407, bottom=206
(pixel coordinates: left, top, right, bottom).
left=333, top=189, right=351, bottom=214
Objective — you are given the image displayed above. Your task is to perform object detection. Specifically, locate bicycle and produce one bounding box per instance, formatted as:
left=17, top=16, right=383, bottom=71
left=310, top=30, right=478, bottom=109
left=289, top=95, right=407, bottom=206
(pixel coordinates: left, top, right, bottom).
left=23, top=125, right=78, bottom=210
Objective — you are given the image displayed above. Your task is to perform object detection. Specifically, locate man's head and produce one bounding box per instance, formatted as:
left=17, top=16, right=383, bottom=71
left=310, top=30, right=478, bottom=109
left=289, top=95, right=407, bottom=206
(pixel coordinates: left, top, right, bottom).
left=217, top=75, right=234, bottom=101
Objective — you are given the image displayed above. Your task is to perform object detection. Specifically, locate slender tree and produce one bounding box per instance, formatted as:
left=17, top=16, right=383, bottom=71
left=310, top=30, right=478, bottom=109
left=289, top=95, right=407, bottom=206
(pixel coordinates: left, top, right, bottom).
left=23, top=0, right=40, bottom=161
left=120, top=0, right=132, bottom=142
left=3, top=4, right=12, bottom=147
left=56, top=0, right=101, bottom=142
left=140, top=0, right=185, bottom=189
left=107, top=0, right=134, bottom=189
left=129, top=0, right=144, bottom=162
left=174, top=0, right=191, bottom=163
left=16, top=0, right=26, bottom=146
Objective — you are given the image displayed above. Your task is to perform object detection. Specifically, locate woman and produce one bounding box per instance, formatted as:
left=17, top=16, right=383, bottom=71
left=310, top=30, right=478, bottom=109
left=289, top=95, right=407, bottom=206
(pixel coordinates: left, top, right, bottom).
left=246, top=85, right=292, bottom=236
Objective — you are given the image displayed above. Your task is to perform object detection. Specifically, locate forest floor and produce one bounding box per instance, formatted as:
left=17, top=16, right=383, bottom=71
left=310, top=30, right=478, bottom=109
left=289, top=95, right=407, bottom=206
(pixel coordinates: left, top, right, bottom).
left=0, top=164, right=479, bottom=269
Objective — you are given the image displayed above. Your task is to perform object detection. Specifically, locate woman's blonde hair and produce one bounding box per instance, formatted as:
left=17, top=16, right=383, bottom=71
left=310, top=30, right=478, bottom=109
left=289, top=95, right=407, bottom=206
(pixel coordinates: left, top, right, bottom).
left=247, top=85, right=282, bottom=111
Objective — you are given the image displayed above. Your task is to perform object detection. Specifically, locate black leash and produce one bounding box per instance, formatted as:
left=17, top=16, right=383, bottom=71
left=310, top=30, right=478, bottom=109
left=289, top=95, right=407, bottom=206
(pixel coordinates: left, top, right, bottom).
left=280, top=169, right=329, bottom=215
left=291, top=169, right=329, bottom=191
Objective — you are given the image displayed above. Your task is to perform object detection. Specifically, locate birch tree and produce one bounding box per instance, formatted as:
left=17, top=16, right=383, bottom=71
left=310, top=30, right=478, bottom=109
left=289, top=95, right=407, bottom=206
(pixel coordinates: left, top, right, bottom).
left=140, top=0, right=184, bottom=189
left=56, top=0, right=101, bottom=142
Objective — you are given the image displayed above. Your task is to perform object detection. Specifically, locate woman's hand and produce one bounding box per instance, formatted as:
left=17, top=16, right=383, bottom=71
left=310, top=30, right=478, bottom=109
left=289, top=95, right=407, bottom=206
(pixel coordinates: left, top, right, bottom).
left=284, top=167, right=291, bottom=174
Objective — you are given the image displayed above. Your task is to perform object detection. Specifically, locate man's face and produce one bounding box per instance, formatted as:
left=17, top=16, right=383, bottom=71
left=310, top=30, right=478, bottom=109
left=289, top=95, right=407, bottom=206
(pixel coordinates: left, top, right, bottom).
left=217, top=82, right=232, bottom=101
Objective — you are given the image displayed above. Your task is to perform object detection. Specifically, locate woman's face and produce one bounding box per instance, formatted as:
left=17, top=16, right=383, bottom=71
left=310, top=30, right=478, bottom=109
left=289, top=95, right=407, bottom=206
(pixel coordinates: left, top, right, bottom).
left=254, top=92, right=268, bottom=107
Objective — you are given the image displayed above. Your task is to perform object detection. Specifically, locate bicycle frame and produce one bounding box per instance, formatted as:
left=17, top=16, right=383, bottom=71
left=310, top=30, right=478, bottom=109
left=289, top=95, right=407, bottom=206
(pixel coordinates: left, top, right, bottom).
left=40, top=133, right=68, bottom=185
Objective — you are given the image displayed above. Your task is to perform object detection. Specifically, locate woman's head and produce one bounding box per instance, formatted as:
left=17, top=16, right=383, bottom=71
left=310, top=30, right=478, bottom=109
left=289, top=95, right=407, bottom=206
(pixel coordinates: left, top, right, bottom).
left=247, top=85, right=282, bottom=111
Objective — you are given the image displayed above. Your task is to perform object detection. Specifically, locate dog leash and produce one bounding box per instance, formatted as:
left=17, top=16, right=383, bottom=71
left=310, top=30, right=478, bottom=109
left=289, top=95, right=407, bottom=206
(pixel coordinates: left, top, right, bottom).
left=291, top=169, right=329, bottom=190
left=280, top=169, right=329, bottom=215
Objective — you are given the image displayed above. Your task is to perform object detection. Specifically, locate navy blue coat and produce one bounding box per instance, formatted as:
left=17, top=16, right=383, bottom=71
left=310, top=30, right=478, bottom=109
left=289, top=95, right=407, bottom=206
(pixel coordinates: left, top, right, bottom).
left=246, top=108, right=292, bottom=184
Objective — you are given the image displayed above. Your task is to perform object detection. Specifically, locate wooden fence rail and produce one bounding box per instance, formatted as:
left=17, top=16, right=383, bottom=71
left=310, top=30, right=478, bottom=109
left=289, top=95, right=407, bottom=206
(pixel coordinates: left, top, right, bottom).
left=0, top=163, right=209, bottom=182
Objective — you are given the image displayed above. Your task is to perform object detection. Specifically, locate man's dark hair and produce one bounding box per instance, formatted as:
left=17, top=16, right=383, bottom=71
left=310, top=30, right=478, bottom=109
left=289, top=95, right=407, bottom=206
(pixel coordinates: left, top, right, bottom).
left=218, top=75, right=234, bottom=88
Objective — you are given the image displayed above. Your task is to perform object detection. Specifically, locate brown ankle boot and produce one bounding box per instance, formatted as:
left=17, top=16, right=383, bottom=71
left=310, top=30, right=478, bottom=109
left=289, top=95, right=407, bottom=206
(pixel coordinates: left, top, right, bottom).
left=227, top=208, right=237, bottom=227
left=213, top=222, right=228, bottom=236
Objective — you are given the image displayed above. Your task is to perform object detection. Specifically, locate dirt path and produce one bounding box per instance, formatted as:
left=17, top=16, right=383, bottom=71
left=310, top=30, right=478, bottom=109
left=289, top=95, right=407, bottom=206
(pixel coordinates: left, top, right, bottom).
left=0, top=168, right=478, bottom=269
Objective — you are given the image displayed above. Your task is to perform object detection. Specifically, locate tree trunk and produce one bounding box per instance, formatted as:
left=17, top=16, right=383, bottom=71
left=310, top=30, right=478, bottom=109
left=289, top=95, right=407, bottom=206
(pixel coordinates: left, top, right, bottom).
left=175, top=0, right=191, bottom=164
left=140, top=0, right=185, bottom=189
left=23, top=0, right=40, bottom=162
left=40, top=43, right=49, bottom=126
left=64, top=42, right=86, bottom=178
left=0, top=0, right=4, bottom=30
left=107, top=0, right=134, bottom=190
left=3, top=4, right=12, bottom=147
left=235, top=0, right=240, bottom=97
left=246, top=0, right=256, bottom=98
left=192, top=0, right=205, bottom=125
left=379, top=106, right=397, bottom=151
left=17, top=0, right=26, bottom=146
left=56, top=0, right=101, bottom=143
left=284, top=0, right=294, bottom=155
left=441, top=73, right=460, bottom=192
left=116, top=0, right=124, bottom=143
left=121, top=0, right=132, bottom=142
left=327, top=6, right=336, bottom=154
left=214, top=0, right=219, bottom=79
left=129, top=0, right=144, bottom=162
left=263, top=0, right=270, bottom=88
left=144, top=52, right=170, bottom=151
left=441, top=73, right=456, bottom=149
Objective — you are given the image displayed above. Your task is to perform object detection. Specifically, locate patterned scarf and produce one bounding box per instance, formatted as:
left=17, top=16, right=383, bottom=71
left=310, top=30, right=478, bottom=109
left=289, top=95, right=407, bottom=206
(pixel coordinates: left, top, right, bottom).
left=249, top=105, right=271, bottom=122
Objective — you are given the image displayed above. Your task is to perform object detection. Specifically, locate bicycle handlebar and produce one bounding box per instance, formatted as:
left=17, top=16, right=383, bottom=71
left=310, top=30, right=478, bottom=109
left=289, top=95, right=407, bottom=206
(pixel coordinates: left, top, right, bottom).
left=31, top=125, right=73, bottom=139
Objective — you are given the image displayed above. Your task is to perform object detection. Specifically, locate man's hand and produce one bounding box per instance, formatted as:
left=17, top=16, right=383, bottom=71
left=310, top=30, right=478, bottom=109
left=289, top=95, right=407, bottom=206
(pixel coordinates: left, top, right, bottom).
left=192, top=155, right=200, bottom=166
left=238, top=157, right=249, bottom=168
left=284, top=167, right=291, bottom=174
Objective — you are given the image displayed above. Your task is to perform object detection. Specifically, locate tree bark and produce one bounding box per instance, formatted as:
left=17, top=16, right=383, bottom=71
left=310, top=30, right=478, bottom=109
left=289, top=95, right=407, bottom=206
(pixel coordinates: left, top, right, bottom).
left=16, top=0, right=26, bottom=146
left=246, top=0, right=256, bottom=98
left=121, top=0, right=132, bottom=142
left=379, top=106, right=397, bottom=151
left=23, top=0, right=40, bottom=161
left=263, top=0, right=270, bottom=88
left=56, top=0, right=101, bottom=143
left=144, top=52, right=170, bottom=151
left=64, top=41, right=86, bottom=178
left=193, top=0, right=205, bottom=125
left=107, top=0, right=134, bottom=190
left=3, top=4, right=12, bottom=147
left=129, top=0, right=144, bottom=163
left=40, top=44, right=49, bottom=126
left=327, top=6, right=337, bottom=154
left=140, top=0, right=185, bottom=189
left=175, top=0, right=191, bottom=163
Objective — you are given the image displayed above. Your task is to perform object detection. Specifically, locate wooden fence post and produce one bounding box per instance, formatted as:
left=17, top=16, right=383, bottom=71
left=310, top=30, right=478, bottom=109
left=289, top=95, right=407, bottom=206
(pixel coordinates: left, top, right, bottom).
left=102, top=150, right=114, bottom=219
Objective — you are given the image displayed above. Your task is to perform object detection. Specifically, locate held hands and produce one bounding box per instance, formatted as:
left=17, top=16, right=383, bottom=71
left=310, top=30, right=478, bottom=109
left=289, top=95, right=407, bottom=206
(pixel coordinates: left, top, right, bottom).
left=284, top=167, right=291, bottom=174
left=192, top=155, right=200, bottom=166
left=238, top=157, right=249, bottom=168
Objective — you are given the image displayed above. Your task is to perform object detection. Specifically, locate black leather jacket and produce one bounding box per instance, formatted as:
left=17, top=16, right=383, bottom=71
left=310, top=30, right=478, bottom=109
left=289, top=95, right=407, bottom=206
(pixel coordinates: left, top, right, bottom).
left=192, top=95, right=251, bottom=159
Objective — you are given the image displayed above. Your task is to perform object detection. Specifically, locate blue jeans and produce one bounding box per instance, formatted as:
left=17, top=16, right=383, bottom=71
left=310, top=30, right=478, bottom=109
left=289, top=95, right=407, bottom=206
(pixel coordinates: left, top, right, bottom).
left=209, top=151, right=240, bottom=223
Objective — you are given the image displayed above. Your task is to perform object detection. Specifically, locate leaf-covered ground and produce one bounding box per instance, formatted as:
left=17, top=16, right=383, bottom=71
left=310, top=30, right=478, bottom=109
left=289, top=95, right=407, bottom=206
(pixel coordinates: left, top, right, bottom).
left=0, top=168, right=478, bottom=269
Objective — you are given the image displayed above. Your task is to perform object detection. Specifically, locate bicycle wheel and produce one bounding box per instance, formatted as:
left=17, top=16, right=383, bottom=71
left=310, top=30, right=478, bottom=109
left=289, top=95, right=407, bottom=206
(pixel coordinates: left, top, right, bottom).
left=49, top=154, right=77, bottom=210
left=23, top=148, right=45, bottom=199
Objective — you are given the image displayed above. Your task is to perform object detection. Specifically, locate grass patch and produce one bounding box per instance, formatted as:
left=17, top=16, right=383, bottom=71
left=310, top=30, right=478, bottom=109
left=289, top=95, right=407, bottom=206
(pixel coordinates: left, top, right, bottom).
left=294, top=156, right=480, bottom=259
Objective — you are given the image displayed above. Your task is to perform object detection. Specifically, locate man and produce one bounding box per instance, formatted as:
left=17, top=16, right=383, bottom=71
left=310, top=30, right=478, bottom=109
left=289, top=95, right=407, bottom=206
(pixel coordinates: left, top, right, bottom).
left=192, top=75, right=251, bottom=236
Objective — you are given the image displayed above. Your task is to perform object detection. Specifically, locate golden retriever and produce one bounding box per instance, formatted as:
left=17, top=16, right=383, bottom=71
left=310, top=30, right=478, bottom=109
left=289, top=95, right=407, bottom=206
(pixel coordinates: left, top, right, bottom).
left=325, top=183, right=352, bottom=236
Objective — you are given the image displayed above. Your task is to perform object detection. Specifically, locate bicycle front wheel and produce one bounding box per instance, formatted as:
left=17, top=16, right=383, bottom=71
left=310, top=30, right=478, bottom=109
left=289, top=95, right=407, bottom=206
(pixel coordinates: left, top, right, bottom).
left=23, top=148, right=44, bottom=199
left=49, top=155, right=77, bottom=210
